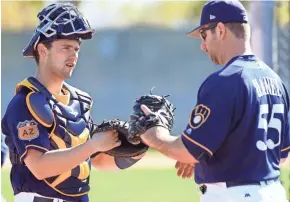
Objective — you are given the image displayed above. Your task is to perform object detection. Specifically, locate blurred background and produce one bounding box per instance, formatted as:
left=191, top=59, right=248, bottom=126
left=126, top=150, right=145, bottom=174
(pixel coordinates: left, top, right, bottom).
left=1, top=1, right=290, bottom=202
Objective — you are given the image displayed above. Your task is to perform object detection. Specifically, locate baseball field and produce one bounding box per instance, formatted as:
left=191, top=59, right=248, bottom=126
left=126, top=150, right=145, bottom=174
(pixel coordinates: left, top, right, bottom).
left=1, top=152, right=289, bottom=202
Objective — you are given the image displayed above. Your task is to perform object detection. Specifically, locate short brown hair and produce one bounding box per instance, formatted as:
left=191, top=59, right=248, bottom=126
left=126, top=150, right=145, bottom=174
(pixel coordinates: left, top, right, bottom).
left=33, top=41, right=53, bottom=65
left=225, top=23, right=250, bottom=40
left=211, top=22, right=251, bottom=40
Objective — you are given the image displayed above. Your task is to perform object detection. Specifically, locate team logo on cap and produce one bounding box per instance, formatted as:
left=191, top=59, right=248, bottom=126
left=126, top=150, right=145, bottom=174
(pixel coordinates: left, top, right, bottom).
left=189, top=104, right=210, bottom=129
left=17, top=120, right=39, bottom=141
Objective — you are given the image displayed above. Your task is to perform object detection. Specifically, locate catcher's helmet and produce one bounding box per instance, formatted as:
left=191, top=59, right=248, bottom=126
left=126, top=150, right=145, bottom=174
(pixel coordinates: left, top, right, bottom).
left=23, top=3, right=95, bottom=58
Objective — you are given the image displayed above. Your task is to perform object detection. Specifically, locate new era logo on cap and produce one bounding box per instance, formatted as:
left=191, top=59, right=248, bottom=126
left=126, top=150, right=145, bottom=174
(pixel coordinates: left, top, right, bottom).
left=210, top=15, right=216, bottom=20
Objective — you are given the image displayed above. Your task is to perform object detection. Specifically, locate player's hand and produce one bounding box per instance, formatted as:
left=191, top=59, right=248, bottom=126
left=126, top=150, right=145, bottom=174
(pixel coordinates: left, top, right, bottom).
left=175, top=161, right=195, bottom=179
left=91, top=130, right=121, bottom=152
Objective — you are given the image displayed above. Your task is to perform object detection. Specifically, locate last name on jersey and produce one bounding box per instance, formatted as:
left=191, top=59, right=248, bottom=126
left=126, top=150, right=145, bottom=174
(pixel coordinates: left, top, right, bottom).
left=252, top=77, right=282, bottom=97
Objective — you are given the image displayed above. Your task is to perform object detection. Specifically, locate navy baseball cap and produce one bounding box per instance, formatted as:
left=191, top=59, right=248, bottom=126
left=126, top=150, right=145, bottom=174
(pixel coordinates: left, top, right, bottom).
left=187, top=0, right=248, bottom=38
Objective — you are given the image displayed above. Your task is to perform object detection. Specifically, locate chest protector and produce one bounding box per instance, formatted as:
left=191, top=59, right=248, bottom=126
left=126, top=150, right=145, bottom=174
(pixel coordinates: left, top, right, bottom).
left=15, top=77, right=93, bottom=197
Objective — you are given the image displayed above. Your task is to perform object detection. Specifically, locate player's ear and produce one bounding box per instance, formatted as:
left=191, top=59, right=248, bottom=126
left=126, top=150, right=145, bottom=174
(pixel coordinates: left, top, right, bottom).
left=217, top=22, right=226, bottom=40
left=37, top=43, right=49, bottom=58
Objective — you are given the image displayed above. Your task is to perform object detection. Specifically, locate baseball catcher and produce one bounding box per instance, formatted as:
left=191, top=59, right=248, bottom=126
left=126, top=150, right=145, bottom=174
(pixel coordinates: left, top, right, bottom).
left=1, top=3, right=149, bottom=201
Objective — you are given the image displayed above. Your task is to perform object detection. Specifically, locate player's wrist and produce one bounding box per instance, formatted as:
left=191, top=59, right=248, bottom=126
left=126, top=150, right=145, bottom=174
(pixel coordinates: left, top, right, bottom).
left=141, top=127, right=171, bottom=149
left=140, top=128, right=158, bottom=148
left=86, top=138, right=99, bottom=154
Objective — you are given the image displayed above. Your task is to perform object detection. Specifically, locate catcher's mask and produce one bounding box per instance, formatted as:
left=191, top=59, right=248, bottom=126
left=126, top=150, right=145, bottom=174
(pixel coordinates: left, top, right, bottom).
left=23, top=3, right=95, bottom=58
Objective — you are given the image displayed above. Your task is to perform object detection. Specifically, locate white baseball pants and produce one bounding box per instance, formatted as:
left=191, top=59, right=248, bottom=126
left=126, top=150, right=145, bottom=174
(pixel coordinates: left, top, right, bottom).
left=200, top=180, right=288, bottom=202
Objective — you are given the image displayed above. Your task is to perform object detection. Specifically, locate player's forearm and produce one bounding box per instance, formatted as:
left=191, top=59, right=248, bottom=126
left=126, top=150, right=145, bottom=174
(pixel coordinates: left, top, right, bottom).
left=141, top=128, right=197, bottom=163
left=25, top=140, right=96, bottom=180
left=91, top=153, right=120, bottom=171
left=155, top=138, right=197, bottom=163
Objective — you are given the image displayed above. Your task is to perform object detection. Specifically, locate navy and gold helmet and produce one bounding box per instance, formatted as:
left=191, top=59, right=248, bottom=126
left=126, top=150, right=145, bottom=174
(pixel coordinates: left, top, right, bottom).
left=23, top=3, right=95, bottom=58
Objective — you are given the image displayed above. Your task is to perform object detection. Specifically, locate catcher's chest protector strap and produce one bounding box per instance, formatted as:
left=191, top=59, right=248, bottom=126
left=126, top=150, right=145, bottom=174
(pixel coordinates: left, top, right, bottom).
left=15, top=77, right=92, bottom=197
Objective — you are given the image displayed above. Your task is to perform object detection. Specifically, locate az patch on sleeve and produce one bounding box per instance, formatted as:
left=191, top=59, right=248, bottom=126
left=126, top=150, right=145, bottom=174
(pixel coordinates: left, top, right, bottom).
left=189, top=104, right=211, bottom=129
left=17, top=120, right=39, bottom=141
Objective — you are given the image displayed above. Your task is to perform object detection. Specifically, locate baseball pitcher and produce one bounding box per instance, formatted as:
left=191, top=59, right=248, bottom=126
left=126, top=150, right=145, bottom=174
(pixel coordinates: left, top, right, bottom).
left=128, top=1, right=290, bottom=201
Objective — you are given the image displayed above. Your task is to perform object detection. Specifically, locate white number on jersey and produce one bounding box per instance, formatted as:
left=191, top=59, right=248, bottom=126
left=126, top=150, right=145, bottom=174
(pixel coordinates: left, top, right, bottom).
left=256, top=104, right=284, bottom=151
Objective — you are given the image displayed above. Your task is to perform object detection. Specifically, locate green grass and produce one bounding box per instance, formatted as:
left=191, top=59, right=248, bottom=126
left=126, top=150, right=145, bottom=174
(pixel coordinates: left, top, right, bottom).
left=1, top=168, right=289, bottom=202
left=281, top=168, right=290, bottom=199
left=1, top=168, right=200, bottom=202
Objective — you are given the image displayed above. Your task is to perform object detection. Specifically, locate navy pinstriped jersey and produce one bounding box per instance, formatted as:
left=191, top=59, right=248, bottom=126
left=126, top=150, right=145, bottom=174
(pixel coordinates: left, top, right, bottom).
left=181, top=55, right=290, bottom=184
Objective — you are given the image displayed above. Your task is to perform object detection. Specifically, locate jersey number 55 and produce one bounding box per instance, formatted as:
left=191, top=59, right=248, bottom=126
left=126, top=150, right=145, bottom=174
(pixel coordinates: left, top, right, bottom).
left=256, top=104, right=284, bottom=151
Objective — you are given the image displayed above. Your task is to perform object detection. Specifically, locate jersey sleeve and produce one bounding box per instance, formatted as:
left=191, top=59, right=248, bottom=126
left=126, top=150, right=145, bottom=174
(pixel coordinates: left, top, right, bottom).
left=1, top=94, right=51, bottom=162
left=181, top=75, right=240, bottom=161
left=281, top=112, right=290, bottom=158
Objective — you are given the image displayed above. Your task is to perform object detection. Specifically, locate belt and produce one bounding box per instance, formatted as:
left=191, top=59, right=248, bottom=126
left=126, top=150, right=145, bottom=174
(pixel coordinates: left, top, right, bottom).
left=227, top=178, right=279, bottom=188
left=226, top=181, right=260, bottom=188
left=199, top=178, right=279, bottom=194
left=33, top=196, right=70, bottom=202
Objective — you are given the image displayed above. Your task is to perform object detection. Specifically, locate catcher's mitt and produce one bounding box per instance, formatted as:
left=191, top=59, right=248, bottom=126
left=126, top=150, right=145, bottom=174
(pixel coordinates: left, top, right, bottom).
left=128, top=91, right=175, bottom=145
left=92, top=119, right=148, bottom=157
